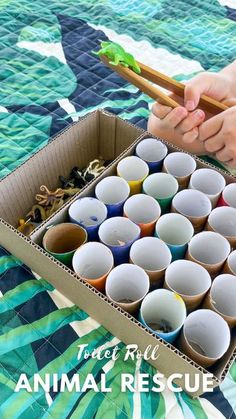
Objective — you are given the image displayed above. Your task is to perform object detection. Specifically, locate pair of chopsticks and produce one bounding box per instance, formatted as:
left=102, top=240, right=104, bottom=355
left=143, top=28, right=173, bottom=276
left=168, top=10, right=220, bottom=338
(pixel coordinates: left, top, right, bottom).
left=100, top=56, right=228, bottom=115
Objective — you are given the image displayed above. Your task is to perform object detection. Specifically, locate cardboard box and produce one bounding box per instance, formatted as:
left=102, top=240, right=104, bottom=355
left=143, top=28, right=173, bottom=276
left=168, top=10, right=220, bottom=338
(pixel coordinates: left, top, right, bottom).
left=0, top=110, right=235, bottom=397
left=0, top=110, right=144, bottom=227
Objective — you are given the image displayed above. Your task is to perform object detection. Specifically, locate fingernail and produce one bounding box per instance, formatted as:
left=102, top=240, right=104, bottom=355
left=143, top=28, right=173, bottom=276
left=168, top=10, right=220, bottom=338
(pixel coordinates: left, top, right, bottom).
left=194, top=109, right=205, bottom=119
left=185, top=100, right=195, bottom=111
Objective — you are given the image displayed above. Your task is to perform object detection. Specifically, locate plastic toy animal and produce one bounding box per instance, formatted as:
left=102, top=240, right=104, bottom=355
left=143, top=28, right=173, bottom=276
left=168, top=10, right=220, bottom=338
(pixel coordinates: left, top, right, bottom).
left=94, top=41, right=141, bottom=74
left=35, top=185, right=64, bottom=207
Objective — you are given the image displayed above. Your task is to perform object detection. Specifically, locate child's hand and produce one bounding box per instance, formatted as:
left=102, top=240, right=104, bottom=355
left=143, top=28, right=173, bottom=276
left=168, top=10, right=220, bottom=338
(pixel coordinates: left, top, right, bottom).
left=148, top=96, right=206, bottom=155
left=184, top=72, right=233, bottom=111
left=197, top=104, right=236, bottom=168
left=182, top=71, right=235, bottom=143
left=148, top=68, right=236, bottom=159
left=182, top=70, right=236, bottom=168
left=152, top=101, right=205, bottom=138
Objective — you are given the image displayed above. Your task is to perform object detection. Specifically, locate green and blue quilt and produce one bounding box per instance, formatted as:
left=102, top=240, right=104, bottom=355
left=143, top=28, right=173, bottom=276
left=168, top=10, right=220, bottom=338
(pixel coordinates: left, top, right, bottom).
left=0, top=0, right=236, bottom=417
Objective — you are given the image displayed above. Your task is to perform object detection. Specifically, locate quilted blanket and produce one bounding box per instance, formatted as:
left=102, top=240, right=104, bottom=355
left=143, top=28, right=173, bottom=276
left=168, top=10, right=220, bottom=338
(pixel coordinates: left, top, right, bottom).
left=0, top=1, right=236, bottom=418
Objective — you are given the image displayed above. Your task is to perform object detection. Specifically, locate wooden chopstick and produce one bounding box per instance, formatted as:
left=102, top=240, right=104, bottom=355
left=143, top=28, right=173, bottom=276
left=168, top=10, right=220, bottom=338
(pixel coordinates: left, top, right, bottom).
left=101, top=56, right=179, bottom=108
left=138, top=62, right=228, bottom=114
left=101, top=56, right=228, bottom=114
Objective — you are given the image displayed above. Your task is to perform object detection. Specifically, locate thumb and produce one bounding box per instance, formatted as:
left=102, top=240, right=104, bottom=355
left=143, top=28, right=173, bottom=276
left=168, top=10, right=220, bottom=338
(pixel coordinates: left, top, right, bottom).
left=184, top=73, right=213, bottom=111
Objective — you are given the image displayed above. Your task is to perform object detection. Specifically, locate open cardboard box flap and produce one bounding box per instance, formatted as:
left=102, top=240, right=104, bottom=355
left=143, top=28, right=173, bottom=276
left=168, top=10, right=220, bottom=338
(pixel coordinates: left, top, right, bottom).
left=0, top=110, right=235, bottom=397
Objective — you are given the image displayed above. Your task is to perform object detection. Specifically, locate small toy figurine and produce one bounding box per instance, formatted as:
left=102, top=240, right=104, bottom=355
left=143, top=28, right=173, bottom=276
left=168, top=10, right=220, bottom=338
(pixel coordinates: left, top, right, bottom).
left=17, top=219, right=36, bottom=236
left=83, top=159, right=106, bottom=182
left=35, top=185, right=64, bottom=207
left=58, top=176, right=75, bottom=189
left=69, top=167, right=87, bottom=188
left=20, top=158, right=109, bottom=236
left=94, top=41, right=141, bottom=74
left=27, top=205, right=47, bottom=223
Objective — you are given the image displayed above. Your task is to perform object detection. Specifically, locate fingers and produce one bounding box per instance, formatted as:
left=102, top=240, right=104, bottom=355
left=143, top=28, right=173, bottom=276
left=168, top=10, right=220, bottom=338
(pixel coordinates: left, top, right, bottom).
left=152, top=103, right=188, bottom=128
left=164, top=106, right=188, bottom=128
left=152, top=102, right=172, bottom=120
left=184, top=72, right=225, bottom=111
left=183, top=128, right=199, bottom=143
left=198, top=113, right=224, bottom=142
left=178, top=109, right=205, bottom=144
left=152, top=102, right=204, bottom=144
left=184, top=73, right=211, bottom=111
left=203, top=134, right=224, bottom=153
left=177, top=109, right=205, bottom=133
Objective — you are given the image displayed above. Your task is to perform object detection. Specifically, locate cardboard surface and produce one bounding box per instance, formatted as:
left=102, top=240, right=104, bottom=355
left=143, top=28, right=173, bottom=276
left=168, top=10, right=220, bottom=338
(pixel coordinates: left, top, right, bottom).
left=0, top=110, right=143, bottom=227
left=0, top=109, right=235, bottom=397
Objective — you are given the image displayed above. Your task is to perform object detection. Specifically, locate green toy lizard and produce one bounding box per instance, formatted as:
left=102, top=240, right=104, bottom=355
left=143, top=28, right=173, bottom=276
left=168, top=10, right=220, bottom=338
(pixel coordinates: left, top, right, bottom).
left=94, top=41, right=141, bottom=74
